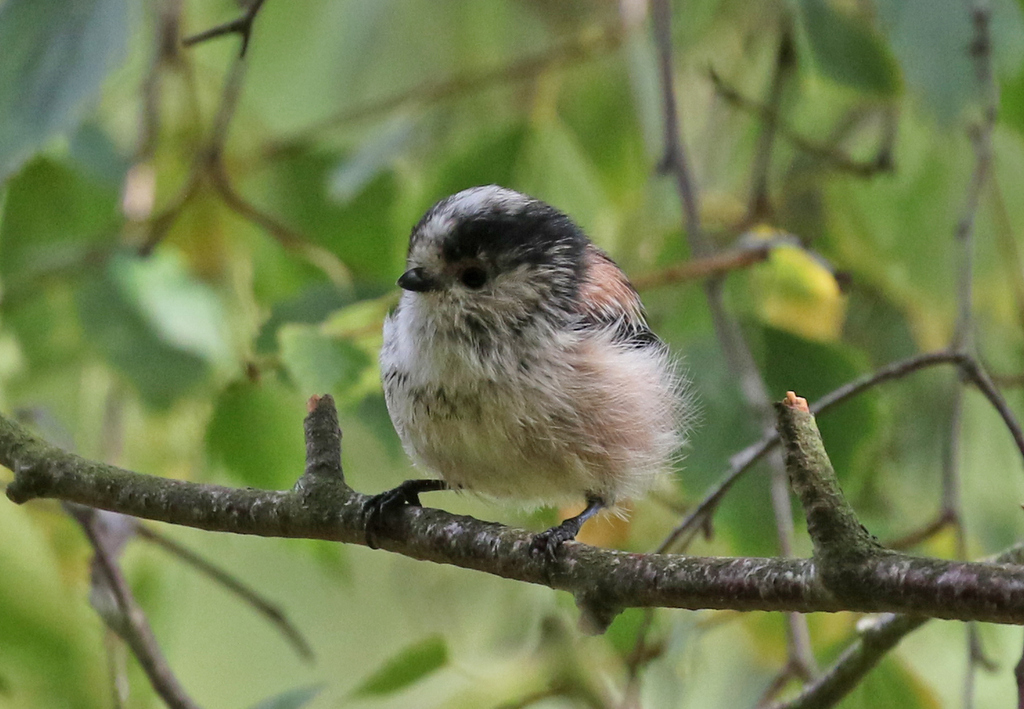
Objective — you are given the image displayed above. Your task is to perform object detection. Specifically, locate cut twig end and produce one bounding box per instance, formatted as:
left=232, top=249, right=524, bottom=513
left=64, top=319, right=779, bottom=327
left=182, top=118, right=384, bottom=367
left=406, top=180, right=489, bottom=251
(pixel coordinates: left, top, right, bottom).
left=301, top=395, right=344, bottom=486
left=306, top=394, right=322, bottom=413
left=783, top=391, right=809, bottom=413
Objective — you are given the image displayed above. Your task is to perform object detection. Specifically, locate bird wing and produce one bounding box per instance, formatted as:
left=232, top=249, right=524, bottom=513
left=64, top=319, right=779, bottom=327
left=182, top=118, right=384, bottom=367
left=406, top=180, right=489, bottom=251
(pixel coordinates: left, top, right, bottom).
left=576, top=245, right=661, bottom=348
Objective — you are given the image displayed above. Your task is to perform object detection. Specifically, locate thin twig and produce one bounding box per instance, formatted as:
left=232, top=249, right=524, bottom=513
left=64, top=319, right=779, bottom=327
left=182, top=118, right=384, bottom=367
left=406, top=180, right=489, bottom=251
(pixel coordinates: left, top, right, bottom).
left=202, top=45, right=352, bottom=285
left=651, top=0, right=702, bottom=252
left=655, top=348, right=999, bottom=553
left=958, top=354, right=1024, bottom=460
left=767, top=545, right=1024, bottom=709
left=263, top=24, right=624, bottom=156
left=182, top=0, right=267, bottom=57
left=136, top=166, right=202, bottom=256
left=631, top=243, right=773, bottom=290
left=955, top=6, right=999, bottom=698
left=746, top=26, right=796, bottom=222
left=756, top=663, right=803, bottom=708
left=67, top=506, right=202, bottom=709
left=147, top=24, right=354, bottom=287
left=650, top=0, right=816, bottom=677
left=708, top=69, right=894, bottom=178
left=135, top=525, right=314, bottom=662
left=993, top=373, right=1024, bottom=389
left=206, top=159, right=352, bottom=286
left=767, top=614, right=927, bottom=709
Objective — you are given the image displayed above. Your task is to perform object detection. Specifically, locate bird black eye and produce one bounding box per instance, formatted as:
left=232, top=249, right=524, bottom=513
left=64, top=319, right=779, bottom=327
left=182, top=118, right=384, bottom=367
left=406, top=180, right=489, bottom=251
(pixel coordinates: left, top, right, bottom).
left=459, top=266, right=488, bottom=289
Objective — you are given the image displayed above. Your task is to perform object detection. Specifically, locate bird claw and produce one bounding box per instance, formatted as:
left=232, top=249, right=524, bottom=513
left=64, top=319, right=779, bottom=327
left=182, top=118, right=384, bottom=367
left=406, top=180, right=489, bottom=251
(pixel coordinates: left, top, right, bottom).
left=530, top=523, right=578, bottom=561
left=362, top=479, right=447, bottom=549
left=363, top=487, right=419, bottom=549
left=530, top=496, right=605, bottom=560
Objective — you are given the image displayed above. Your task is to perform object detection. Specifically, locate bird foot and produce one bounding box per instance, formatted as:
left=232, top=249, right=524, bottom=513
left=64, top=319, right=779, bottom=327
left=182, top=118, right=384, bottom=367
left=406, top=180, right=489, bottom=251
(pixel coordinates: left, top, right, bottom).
left=530, top=521, right=580, bottom=561
left=363, top=479, right=447, bottom=549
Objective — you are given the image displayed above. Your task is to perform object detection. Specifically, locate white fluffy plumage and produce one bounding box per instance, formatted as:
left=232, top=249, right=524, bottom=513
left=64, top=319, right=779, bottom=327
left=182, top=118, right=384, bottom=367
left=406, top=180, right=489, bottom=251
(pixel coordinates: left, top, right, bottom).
left=379, top=186, right=690, bottom=516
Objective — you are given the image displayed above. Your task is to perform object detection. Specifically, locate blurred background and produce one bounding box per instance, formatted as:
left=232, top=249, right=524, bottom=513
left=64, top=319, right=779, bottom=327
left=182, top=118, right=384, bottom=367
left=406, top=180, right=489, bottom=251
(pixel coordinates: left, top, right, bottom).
left=2, top=0, right=1024, bottom=707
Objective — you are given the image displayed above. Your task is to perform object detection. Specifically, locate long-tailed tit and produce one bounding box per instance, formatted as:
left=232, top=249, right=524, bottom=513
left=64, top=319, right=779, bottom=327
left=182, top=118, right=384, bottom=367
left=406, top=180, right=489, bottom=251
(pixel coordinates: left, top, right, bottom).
left=369, top=185, right=690, bottom=555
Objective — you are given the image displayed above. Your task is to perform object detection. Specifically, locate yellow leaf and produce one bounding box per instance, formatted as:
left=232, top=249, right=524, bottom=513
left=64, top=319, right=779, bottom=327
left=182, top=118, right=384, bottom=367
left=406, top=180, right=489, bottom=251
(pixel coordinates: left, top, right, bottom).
left=749, top=229, right=846, bottom=342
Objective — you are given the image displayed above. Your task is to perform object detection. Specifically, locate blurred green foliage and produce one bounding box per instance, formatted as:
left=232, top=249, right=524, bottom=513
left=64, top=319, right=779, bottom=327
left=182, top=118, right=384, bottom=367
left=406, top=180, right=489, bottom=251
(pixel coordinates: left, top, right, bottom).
left=1, top=0, right=1024, bottom=707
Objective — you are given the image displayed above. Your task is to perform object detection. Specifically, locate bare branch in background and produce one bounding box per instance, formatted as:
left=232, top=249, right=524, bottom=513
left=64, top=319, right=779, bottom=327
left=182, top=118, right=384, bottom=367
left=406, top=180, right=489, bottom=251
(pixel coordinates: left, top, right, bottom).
left=659, top=350, right=1024, bottom=555
left=631, top=242, right=773, bottom=290
left=650, top=0, right=816, bottom=677
left=134, top=3, right=353, bottom=288
left=65, top=505, right=202, bottom=709
left=136, top=525, right=314, bottom=662
left=182, top=0, right=267, bottom=57
left=768, top=613, right=927, bottom=709
left=263, top=23, right=626, bottom=157
left=707, top=69, right=894, bottom=179
left=993, top=373, right=1024, bottom=389
left=768, top=544, right=1023, bottom=709
left=950, top=2, right=999, bottom=700
left=746, top=27, right=796, bottom=223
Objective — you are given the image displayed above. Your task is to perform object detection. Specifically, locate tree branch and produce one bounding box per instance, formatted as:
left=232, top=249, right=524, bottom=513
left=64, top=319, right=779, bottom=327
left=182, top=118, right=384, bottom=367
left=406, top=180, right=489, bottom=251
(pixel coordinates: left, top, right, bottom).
left=650, top=0, right=815, bottom=673
left=66, top=505, right=202, bottom=709
left=135, top=525, right=314, bottom=662
left=631, top=242, right=773, bottom=291
left=707, top=68, right=894, bottom=179
left=658, top=350, right=1024, bottom=554
left=5, top=396, right=1024, bottom=627
left=181, top=0, right=267, bottom=57
left=770, top=544, right=1024, bottom=709
left=775, top=395, right=881, bottom=563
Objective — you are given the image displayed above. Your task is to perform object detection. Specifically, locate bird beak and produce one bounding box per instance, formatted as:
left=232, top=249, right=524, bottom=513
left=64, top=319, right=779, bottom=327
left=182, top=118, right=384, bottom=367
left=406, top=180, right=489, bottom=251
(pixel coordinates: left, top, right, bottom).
left=397, top=267, right=439, bottom=292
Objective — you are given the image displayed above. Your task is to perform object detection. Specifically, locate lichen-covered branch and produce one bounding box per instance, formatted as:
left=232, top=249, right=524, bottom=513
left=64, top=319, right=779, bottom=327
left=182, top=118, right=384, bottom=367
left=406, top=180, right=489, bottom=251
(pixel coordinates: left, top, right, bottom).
left=771, top=544, right=1024, bottom=709
left=5, top=397, right=1024, bottom=627
left=775, top=396, right=880, bottom=562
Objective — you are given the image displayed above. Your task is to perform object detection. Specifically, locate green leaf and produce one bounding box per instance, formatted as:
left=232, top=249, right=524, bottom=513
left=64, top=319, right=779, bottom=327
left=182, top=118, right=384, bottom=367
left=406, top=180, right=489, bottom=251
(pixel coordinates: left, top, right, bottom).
left=875, top=0, right=1024, bottom=123
left=279, top=323, right=371, bottom=396
left=0, top=0, right=130, bottom=180
left=352, top=635, right=449, bottom=698
left=77, top=259, right=210, bottom=409
left=247, top=684, right=324, bottom=709
left=0, top=156, right=119, bottom=284
left=261, top=151, right=403, bottom=283
left=428, top=123, right=529, bottom=200
left=761, top=326, right=879, bottom=491
left=799, top=0, right=901, bottom=95
left=113, top=251, right=233, bottom=368
left=513, top=120, right=609, bottom=237
left=206, top=378, right=307, bottom=489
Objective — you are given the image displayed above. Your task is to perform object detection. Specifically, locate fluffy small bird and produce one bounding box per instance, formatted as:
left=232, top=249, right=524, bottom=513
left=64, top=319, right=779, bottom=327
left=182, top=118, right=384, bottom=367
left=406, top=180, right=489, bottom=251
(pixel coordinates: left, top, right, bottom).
left=369, top=185, right=689, bottom=554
